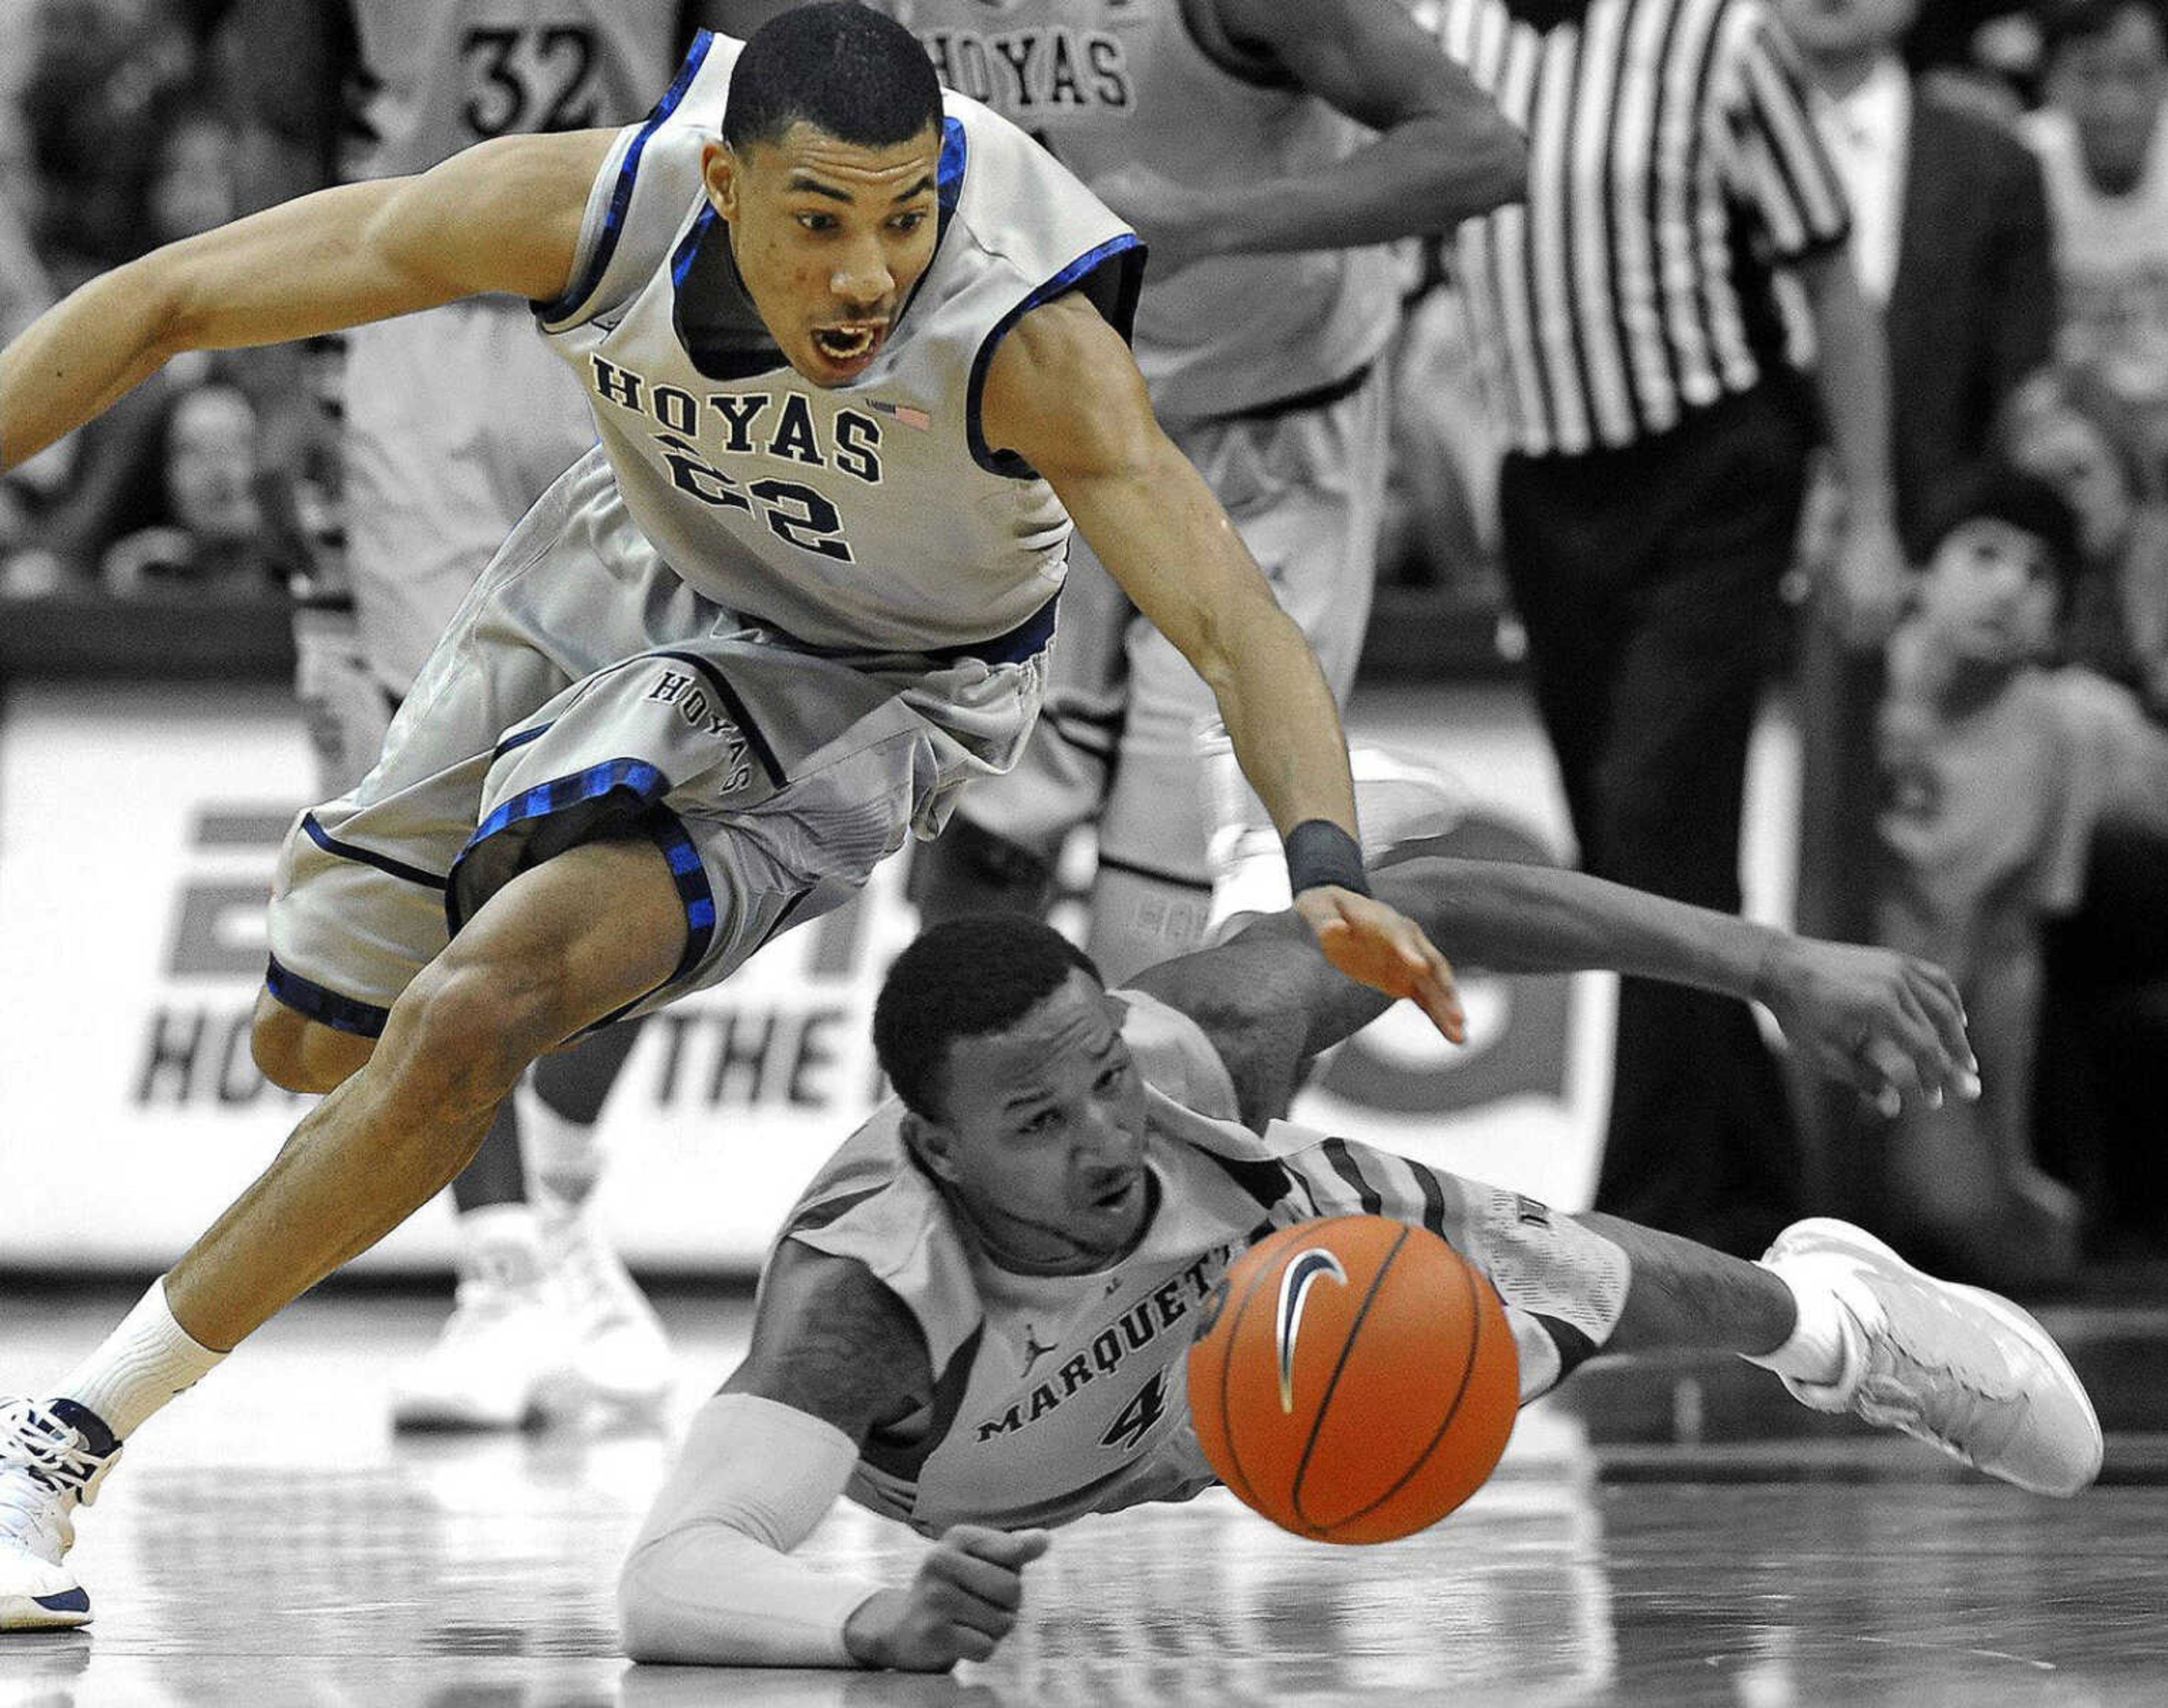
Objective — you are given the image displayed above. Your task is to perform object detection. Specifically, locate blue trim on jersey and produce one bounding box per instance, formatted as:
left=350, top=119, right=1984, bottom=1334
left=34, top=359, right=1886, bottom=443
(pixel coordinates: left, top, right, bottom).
left=886, top=116, right=968, bottom=343
left=963, top=234, right=1147, bottom=478
left=538, top=29, right=714, bottom=326
left=264, top=956, right=393, bottom=1040
left=462, top=756, right=668, bottom=867
left=937, top=116, right=965, bottom=229
left=493, top=722, right=552, bottom=760
left=579, top=803, right=719, bottom=1032
left=671, top=204, right=717, bottom=291
left=919, top=591, right=1059, bottom=667
left=301, top=812, right=449, bottom=891
left=448, top=762, right=716, bottom=1002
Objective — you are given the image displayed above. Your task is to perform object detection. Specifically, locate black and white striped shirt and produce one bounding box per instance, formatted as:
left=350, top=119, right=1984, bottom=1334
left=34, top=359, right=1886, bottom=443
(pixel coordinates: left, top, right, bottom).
left=1417, top=0, right=1851, bottom=456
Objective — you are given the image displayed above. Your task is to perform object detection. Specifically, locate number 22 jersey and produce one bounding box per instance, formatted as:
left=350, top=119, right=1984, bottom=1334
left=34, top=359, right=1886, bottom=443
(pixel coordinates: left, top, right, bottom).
left=536, top=29, right=1143, bottom=655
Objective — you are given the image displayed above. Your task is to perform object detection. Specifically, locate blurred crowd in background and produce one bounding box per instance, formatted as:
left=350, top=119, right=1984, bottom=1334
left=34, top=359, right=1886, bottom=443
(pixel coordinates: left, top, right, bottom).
left=0, top=0, right=2162, bottom=1291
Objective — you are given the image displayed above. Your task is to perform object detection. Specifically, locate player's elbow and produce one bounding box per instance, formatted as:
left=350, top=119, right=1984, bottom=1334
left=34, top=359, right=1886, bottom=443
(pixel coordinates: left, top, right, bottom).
left=615, top=1547, right=678, bottom=1664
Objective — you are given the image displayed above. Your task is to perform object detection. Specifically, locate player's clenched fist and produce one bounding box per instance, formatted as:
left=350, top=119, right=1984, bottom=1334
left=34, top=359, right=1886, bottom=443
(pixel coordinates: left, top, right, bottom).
left=842, top=1525, right=1052, bottom=1671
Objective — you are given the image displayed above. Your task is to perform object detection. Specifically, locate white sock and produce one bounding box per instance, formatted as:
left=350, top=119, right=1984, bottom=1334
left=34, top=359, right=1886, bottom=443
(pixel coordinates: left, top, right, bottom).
left=58, top=1278, right=226, bottom=1441
left=1741, top=1262, right=1852, bottom=1389
left=518, top=1083, right=605, bottom=1223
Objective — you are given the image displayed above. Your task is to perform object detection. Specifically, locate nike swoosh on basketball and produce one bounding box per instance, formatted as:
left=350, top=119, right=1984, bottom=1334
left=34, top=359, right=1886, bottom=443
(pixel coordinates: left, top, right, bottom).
left=1275, top=1249, right=1348, bottom=1412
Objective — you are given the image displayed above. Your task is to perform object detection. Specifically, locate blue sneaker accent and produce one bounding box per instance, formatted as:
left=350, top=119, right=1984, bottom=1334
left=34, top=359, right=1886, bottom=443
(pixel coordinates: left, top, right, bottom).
left=33, top=1588, right=89, bottom=1614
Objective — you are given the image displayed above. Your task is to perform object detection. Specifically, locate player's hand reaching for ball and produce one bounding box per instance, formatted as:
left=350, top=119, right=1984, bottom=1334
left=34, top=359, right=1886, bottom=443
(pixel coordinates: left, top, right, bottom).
left=1752, top=935, right=1979, bottom=1118
left=1296, top=886, right=1466, bottom=1044
left=842, top=1525, right=1052, bottom=1672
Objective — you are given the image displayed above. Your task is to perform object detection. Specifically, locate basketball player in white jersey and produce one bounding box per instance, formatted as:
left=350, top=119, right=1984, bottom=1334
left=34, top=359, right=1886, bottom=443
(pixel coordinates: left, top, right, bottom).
left=0, top=5, right=1465, bottom=1630
left=886, top=0, right=1529, bottom=981
left=234, top=0, right=779, bottom=1434
left=614, top=894, right=2101, bottom=1670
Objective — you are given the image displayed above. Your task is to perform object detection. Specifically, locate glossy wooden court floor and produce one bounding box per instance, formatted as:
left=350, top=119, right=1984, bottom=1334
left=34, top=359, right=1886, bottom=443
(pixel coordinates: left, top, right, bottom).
left=2, top=1284, right=2165, bottom=1708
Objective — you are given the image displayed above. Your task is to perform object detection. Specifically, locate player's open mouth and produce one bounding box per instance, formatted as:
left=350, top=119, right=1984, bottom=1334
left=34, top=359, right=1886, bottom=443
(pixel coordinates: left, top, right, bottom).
left=1090, top=1172, right=1140, bottom=1213
left=812, top=323, right=882, bottom=363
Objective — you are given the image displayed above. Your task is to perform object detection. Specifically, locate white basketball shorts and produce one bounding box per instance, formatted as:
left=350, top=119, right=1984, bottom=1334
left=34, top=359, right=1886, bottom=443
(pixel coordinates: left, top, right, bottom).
left=265, top=453, right=1052, bottom=1035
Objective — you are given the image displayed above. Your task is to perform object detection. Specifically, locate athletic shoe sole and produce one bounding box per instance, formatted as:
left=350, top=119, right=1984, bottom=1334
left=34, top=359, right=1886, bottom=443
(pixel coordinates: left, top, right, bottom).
left=0, top=1587, right=91, bottom=1631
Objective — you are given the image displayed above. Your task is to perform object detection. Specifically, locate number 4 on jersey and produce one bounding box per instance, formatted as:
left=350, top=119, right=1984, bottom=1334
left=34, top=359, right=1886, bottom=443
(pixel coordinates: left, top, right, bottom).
left=1102, top=1368, right=1170, bottom=1452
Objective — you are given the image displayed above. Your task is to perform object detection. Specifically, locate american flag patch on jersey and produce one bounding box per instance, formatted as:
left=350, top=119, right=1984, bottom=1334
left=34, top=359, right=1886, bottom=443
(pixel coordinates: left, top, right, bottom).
left=868, top=398, right=932, bottom=430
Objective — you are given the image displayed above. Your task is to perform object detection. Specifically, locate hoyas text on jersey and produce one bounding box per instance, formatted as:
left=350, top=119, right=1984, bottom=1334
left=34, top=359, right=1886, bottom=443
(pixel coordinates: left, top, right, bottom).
left=920, top=29, right=1132, bottom=115
left=589, top=357, right=886, bottom=484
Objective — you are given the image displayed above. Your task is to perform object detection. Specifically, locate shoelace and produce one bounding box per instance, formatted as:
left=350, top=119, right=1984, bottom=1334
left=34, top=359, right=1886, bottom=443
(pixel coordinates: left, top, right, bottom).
left=0, top=1400, right=104, bottom=1554
left=550, top=1224, right=641, bottom=1330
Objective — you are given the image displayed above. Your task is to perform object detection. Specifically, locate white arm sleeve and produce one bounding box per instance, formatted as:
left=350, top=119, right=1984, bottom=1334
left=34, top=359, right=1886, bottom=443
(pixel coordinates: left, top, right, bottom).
left=617, top=1391, right=882, bottom=1667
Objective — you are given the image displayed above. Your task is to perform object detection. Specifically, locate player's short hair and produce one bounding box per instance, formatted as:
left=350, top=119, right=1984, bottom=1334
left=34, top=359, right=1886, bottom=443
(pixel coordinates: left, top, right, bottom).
left=724, top=3, right=943, bottom=157
left=875, top=917, right=1102, bottom=1122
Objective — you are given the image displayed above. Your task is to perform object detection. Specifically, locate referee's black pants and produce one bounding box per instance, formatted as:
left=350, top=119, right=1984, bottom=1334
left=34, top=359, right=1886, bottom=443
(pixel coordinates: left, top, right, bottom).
left=1499, top=383, right=1811, bottom=1258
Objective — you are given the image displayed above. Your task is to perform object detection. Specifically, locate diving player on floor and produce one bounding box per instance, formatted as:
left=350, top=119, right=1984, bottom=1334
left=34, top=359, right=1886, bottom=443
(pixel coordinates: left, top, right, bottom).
left=615, top=851, right=2102, bottom=1671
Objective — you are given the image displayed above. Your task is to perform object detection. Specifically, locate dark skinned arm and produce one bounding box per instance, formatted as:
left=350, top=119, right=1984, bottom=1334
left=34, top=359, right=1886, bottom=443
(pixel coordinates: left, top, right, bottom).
left=1130, top=853, right=1978, bottom=1129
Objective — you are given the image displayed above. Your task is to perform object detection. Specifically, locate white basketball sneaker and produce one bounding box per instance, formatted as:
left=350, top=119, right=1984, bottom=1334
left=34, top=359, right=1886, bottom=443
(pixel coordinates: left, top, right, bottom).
left=1762, top=1219, right=2104, bottom=1496
left=544, top=1208, right=673, bottom=1420
left=390, top=1207, right=567, bottom=1431
left=1203, top=737, right=1471, bottom=941
left=1, top=1398, right=122, bottom=1631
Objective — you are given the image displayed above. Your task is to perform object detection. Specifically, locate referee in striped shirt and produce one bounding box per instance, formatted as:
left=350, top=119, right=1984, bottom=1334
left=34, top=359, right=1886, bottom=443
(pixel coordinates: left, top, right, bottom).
left=1416, top=0, right=1907, bottom=1253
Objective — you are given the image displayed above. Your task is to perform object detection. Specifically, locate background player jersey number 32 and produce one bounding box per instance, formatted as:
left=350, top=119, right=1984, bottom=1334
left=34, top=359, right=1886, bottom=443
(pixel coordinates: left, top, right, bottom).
left=460, top=21, right=605, bottom=137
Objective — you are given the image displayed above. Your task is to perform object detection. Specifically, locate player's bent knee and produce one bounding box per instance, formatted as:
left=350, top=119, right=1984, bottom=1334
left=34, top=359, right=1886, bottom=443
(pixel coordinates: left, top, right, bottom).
left=386, top=954, right=572, bottom=1113
left=251, top=987, right=375, bottom=1093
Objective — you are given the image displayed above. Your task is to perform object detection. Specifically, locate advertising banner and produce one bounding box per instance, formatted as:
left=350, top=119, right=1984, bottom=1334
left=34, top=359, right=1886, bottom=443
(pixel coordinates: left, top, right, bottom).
left=0, top=680, right=1797, bottom=1272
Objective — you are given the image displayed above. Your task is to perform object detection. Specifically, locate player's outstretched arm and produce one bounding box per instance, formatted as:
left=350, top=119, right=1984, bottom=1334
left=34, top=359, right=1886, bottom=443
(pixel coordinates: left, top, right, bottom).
left=1133, top=853, right=1978, bottom=1127
left=619, top=1240, right=1047, bottom=1670
left=0, top=128, right=610, bottom=471
left=1363, top=855, right=1976, bottom=1114
left=981, top=294, right=1463, bottom=1041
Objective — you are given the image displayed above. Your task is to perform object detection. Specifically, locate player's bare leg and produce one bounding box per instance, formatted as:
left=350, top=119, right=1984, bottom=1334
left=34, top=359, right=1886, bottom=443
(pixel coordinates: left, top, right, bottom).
left=173, top=838, right=685, bottom=1347
left=1, top=838, right=687, bottom=1630
left=1581, top=1214, right=1799, bottom=1355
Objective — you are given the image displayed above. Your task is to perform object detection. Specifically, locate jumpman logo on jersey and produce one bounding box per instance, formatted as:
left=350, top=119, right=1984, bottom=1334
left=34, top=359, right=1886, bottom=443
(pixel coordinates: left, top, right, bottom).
left=1019, top=1326, right=1059, bottom=1378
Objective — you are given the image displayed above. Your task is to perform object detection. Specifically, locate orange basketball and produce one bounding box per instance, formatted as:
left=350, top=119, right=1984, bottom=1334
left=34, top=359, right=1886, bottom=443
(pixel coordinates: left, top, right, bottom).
left=1187, top=1214, right=1518, bottom=1544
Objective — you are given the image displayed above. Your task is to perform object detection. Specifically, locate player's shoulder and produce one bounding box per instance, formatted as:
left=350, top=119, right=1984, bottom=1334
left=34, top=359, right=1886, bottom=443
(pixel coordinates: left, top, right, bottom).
left=736, top=1237, right=933, bottom=1434
left=936, top=85, right=1136, bottom=270
left=2041, top=664, right=2156, bottom=750
left=1116, top=988, right=1245, bottom=1122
